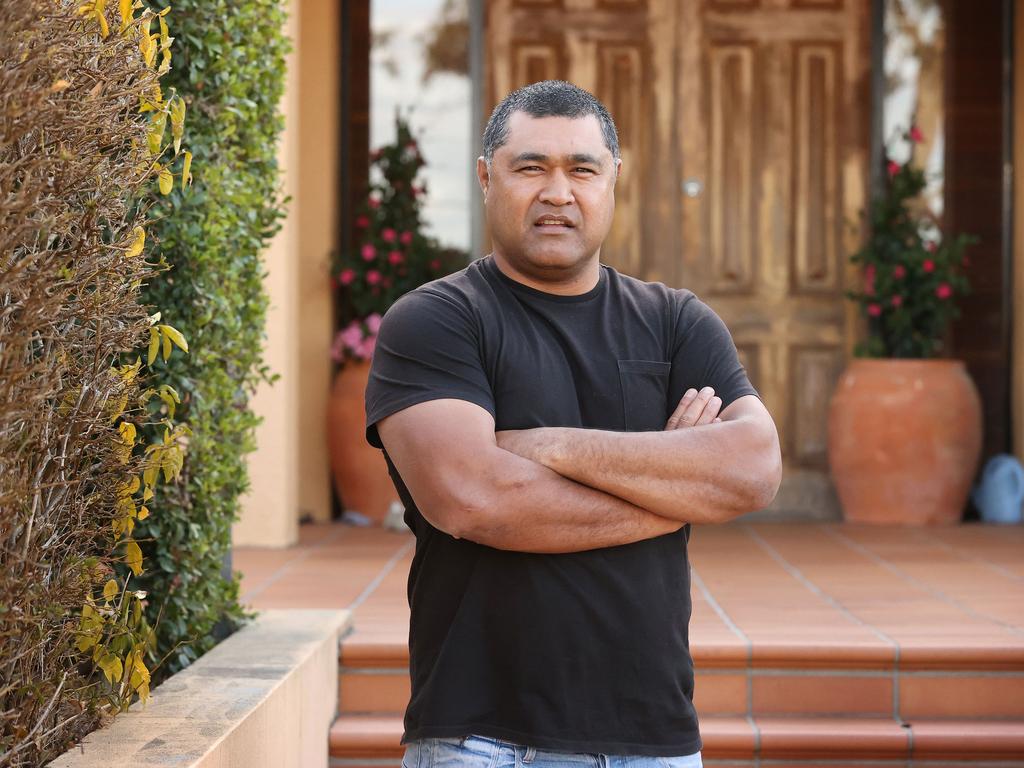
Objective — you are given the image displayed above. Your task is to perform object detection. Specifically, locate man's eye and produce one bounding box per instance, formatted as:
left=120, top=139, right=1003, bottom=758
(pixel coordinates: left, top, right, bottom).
left=574, top=167, right=595, bottom=174
left=519, top=166, right=542, bottom=171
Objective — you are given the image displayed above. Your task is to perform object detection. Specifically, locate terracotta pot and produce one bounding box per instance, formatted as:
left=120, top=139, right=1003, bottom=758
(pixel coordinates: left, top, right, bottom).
left=326, top=360, right=397, bottom=524
left=827, top=358, right=982, bottom=525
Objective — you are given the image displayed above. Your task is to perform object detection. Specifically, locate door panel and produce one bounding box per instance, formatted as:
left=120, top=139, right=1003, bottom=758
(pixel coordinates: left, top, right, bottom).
left=485, top=0, right=871, bottom=519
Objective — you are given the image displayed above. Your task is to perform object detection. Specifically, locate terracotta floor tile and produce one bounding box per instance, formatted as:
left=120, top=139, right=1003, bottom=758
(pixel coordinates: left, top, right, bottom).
left=910, top=719, right=1024, bottom=759
left=697, top=716, right=758, bottom=759
left=340, top=671, right=410, bottom=714
left=751, top=673, right=893, bottom=717
left=754, top=716, right=909, bottom=759
left=899, top=673, right=1024, bottom=719
left=693, top=672, right=747, bottom=716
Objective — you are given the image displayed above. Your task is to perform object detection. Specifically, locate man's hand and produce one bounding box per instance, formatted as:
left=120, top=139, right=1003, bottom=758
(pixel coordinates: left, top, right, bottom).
left=665, top=386, right=722, bottom=430
left=496, top=384, right=724, bottom=459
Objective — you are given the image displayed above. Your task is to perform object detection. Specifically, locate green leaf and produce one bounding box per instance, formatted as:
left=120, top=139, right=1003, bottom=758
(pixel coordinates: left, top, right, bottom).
left=103, top=579, right=119, bottom=603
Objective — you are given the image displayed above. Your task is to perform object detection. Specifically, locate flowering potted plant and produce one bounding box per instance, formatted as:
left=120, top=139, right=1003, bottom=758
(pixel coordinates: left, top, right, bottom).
left=827, top=125, right=980, bottom=525
left=326, top=113, right=465, bottom=525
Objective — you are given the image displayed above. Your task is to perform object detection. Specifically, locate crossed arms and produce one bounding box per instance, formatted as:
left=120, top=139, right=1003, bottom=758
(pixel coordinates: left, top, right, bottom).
left=376, top=386, right=782, bottom=555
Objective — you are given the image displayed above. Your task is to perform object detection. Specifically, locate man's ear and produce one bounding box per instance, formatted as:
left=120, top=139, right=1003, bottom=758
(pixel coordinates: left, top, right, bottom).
left=615, top=158, right=622, bottom=179
left=476, top=156, right=489, bottom=199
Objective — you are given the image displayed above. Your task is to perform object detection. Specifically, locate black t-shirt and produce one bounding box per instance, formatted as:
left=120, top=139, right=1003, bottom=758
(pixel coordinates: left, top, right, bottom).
left=364, top=254, right=759, bottom=756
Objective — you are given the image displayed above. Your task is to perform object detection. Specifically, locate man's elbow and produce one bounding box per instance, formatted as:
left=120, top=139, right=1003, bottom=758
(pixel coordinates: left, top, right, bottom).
left=719, top=423, right=783, bottom=521
left=419, top=451, right=512, bottom=542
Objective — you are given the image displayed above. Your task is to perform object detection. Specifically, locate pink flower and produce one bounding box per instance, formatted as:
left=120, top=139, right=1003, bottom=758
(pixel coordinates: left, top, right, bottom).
left=867, top=303, right=882, bottom=317
left=365, top=313, right=383, bottom=334
left=355, top=215, right=370, bottom=228
left=388, top=250, right=403, bottom=265
left=891, top=294, right=903, bottom=308
left=366, top=270, right=382, bottom=285
left=361, top=244, right=376, bottom=261
left=925, top=241, right=937, bottom=253
left=357, top=335, right=377, bottom=360
left=368, top=196, right=381, bottom=209
left=382, top=228, right=396, bottom=243
left=429, top=258, right=441, bottom=271
left=340, top=322, right=364, bottom=351
left=923, top=259, right=935, bottom=273
left=893, top=264, right=906, bottom=279
left=910, top=126, right=924, bottom=143
left=399, top=231, right=413, bottom=245
left=338, top=268, right=355, bottom=285
left=887, top=161, right=901, bottom=178
left=935, top=283, right=953, bottom=299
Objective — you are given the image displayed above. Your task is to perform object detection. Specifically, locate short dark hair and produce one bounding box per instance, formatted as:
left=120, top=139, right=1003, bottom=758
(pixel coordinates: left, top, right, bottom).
left=482, top=80, right=620, bottom=164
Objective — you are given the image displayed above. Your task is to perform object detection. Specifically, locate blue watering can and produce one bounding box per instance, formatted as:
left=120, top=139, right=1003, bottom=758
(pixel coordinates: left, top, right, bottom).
left=970, top=454, right=1024, bottom=525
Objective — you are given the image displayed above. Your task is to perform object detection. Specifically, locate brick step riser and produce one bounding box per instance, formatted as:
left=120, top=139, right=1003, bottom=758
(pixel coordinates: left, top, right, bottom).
left=338, top=666, right=1024, bottom=721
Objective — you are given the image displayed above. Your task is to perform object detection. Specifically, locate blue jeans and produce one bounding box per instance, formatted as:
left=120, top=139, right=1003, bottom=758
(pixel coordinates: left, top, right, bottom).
left=402, top=734, right=703, bottom=768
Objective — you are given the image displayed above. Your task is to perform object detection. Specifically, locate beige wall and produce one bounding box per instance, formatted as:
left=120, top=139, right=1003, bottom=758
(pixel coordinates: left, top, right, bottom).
left=1014, top=3, right=1024, bottom=464
left=296, top=0, right=338, bottom=524
left=236, top=0, right=338, bottom=545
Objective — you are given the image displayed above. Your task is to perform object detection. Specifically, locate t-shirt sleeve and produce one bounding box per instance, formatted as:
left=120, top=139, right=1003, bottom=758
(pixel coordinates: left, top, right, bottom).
left=364, top=288, right=496, bottom=449
left=670, top=292, right=761, bottom=410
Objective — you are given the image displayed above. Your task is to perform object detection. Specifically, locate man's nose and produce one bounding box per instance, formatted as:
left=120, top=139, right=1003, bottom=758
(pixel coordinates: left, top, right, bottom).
left=538, top=170, right=574, bottom=206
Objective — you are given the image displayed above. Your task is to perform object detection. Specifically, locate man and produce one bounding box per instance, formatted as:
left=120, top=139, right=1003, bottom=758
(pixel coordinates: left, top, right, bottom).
left=365, top=80, right=782, bottom=768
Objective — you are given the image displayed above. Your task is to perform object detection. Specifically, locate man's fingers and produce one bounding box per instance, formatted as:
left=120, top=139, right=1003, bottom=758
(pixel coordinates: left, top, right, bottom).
left=666, top=388, right=698, bottom=429
left=665, top=386, right=720, bottom=429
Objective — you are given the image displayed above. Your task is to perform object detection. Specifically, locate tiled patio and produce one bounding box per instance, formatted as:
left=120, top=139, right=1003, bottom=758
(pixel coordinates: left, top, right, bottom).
left=235, top=521, right=1024, bottom=766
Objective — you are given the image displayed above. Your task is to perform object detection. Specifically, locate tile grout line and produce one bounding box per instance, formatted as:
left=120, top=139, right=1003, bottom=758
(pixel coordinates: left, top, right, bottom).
left=913, top=528, right=1024, bottom=586
left=823, top=527, right=1024, bottom=638
left=238, top=522, right=350, bottom=603
left=689, top=563, right=760, bottom=756
left=743, top=526, right=904, bottom=724
left=348, top=537, right=416, bottom=613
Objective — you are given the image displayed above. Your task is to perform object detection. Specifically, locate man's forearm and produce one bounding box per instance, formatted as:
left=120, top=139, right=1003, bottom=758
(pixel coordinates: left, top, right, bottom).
left=496, top=420, right=778, bottom=524
left=454, top=446, right=685, bottom=554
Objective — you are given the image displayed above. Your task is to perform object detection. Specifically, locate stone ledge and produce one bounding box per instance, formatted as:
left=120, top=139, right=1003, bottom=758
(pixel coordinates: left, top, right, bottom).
left=54, top=609, right=351, bottom=768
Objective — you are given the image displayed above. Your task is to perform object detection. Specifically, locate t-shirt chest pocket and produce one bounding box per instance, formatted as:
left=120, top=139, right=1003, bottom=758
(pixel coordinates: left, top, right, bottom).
left=617, top=359, right=671, bottom=432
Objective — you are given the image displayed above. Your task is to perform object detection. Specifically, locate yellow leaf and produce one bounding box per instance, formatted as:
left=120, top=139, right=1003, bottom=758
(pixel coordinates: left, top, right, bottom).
left=159, top=47, right=172, bottom=75
left=50, top=79, right=71, bottom=93
left=147, top=327, right=159, bottom=366
left=119, top=0, right=132, bottom=31
left=76, top=633, right=97, bottom=653
left=126, top=225, right=145, bottom=257
left=143, top=463, right=158, bottom=489
left=99, top=653, right=123, bottom=685
left=124, top=540, right=143, bottom=576
left=97, top=12, right=109, bottom=38
left=161, top=327, right=171, bottom=360
left=144, top=34, right=158, bottom=67
left=118, top=421, right=136, bottom=446
left=142, top=486, right=154, bottom=502
left=182, top=151, right=192, bottom=190
left=138, top=505, right=149, bottom=520
left=161, top=324, right=188, bottom=353
left=158, top=166, right=173, bottom=195
left=103, top=579, right=119, bottom=602
left=108, top=392, right=128, bottom=422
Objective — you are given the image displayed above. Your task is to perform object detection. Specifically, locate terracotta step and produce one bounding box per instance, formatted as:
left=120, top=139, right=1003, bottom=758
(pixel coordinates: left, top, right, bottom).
left=338, top=631, right=1024, bottom=720
left=327, top=713, right=1024, bottom=763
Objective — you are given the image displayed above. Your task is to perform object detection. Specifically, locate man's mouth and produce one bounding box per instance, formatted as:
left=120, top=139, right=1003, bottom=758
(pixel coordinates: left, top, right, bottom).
left=534, top=216, right=575, bottom=229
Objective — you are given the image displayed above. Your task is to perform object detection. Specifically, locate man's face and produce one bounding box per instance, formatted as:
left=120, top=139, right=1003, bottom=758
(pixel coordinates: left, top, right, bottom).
left=477, top=111, right=621, bottom=278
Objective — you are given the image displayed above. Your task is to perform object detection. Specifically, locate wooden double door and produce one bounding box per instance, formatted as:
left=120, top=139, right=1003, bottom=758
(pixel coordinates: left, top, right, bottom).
left=485, top=0, right=872, bottom=519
